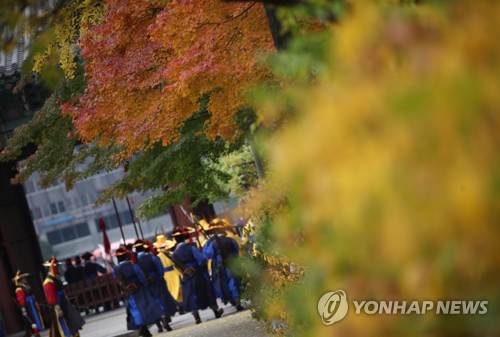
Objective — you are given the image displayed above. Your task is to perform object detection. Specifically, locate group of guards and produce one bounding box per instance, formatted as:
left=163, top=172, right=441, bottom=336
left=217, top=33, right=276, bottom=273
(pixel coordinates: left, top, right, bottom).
left=11, top=217, right=245, bottom=337
left=114, top=217, right=244, bottom=337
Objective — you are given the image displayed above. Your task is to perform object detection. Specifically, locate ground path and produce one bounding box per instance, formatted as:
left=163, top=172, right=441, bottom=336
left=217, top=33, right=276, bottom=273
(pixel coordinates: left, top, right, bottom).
left=10, top=302, right=269, bottom=337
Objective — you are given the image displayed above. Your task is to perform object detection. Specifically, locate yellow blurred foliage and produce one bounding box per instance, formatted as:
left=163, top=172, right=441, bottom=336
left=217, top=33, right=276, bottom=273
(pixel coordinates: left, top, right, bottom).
left=246, top=1, right=500, bottom=336
left=31, top=0, right=103, bottom=79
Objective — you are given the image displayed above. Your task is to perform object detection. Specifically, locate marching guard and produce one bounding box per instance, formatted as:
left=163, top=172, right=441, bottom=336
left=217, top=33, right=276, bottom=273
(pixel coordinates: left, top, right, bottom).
left=154, top=235, right=184, bottom=312
left=13, top=270, right=44, bottom=337
left=43, top=257, right=85, bottom=337
left=171, top=229, right=223, bottom=324
left=204, top=222, right=244, bottom=311
left=134, top=239, right=177, bottom=332
left=113, top=247, right=163, bottom=337
left=211, top=218, right=244, bottom=247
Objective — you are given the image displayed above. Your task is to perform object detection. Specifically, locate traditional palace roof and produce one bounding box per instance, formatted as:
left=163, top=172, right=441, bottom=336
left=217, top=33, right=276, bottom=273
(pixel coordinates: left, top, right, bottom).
left=0, top=1, right=56, bottom=147
left=0, top=0, right=57, bottom=79
left=0, top=33, right=27, bottom=78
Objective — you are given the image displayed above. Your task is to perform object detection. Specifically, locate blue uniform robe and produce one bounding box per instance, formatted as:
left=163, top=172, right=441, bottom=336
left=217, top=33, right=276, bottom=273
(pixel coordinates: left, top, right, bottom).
left=204, top=235, right=241, bottom=305
left=112, top=261, right=163, bottom=330
left=172, top=243, right=217, bottom=312
left=136, top=252, right=178, bottom=317
left=16, top=284, right=45, bottom=332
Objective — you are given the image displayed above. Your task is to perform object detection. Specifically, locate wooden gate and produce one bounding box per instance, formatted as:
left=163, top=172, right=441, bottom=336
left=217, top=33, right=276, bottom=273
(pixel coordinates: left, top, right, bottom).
left=64, top=274, right=123, bottom=312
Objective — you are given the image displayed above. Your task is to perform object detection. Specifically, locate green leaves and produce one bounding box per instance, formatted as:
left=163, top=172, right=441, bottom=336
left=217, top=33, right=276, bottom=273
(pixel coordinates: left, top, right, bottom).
left=98, top=97, right=246, bottom=218
left=0, top=75, right=79, bottom=187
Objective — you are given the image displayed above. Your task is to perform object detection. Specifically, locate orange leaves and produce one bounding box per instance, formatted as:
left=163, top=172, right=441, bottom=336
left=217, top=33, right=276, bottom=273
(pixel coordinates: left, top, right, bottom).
left=149, top=0, right=274, bottom=141
left=63, top=0, right=274, bottom=158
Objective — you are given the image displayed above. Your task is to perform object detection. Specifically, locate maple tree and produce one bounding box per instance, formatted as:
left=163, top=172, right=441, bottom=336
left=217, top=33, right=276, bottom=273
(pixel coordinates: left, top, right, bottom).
left=64, top=0, right=274, bottom=160
left=1, top=0, right=269, bottom=210
left=1, top=78, right=252, bottom=213
left=97, top=96, right=256, bottom=218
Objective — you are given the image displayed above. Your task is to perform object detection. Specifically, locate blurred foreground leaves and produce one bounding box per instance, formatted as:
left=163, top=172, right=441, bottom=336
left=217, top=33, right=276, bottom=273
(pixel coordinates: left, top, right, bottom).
left=243, top=1, right=500, bottom=336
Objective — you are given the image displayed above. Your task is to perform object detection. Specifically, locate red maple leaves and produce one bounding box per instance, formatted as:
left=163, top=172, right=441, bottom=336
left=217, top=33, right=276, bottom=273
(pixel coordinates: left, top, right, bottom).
left=63, top=0, right=274, bottom=159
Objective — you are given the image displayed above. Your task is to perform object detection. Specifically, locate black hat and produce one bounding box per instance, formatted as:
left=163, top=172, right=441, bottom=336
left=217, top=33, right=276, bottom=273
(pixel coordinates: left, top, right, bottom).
left=172, top=228, right=190, bottom=243
left=134, top=239, right=147, bottom=252
left=115, top=247, right=131, bottom=262
left=82, top=252, right=94, bottom=261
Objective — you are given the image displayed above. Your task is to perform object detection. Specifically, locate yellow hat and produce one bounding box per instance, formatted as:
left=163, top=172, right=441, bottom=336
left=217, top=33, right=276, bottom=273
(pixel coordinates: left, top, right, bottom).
left=43, top=256, right=61, bottom=276
left=154, top=234, right=167, bottom=248
left=156, top=234, right=167, bottom=242
left=12, top=270, right=29, bottom=286
left=198, top=219, right=211, bottom=231
left=211, top=218, right=231, bottom=228
left=165, top=239, right=176, bottom=250
left=210, top=218, right=230, bottom=231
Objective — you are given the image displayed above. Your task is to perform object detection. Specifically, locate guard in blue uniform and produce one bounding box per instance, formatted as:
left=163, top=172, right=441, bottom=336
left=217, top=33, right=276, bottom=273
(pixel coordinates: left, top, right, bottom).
left=134, top=240, right=176, bottom=332
left=112, top=248, right=163, bottom=337
left=171, top=229, right=223, bottom=324
left=203, top=224, right=244, bottom=311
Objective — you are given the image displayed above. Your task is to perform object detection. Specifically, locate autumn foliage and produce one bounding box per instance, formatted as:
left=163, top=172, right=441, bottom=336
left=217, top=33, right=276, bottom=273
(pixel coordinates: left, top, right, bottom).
left=243, top=1, right=500, bottom=336
left=5, top=1, right=499, bottom=336
left=63, top=0, right=274, bottom=159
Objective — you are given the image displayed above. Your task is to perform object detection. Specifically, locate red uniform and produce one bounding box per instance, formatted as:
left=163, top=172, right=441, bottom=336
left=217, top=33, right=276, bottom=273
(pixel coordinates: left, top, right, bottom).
left=13, top=272, right=44, bottom=336
left=43, top=258, right=85, bottom=337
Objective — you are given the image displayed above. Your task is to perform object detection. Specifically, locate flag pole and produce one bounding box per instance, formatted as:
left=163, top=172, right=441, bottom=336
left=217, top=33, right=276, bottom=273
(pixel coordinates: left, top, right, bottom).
left=99, top=218, right=112, bottom=273
left=137, top=218, right=145, bottom=240
left=125, top=196, right=140, bottom=238
left=126, top=196, right=144, bottom=239
left=111, top=197, right=126, bottom=243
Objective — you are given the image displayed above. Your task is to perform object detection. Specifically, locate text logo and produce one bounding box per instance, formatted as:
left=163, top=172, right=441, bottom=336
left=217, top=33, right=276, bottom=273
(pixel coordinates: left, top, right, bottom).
left=318, top=290, right=349, bottom=325
left=353, top=300, right=488, bottom=315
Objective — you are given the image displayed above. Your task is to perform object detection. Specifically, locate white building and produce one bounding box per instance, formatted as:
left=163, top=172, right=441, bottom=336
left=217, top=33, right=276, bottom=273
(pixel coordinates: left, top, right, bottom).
left=23, top=167, right=174, bottom=259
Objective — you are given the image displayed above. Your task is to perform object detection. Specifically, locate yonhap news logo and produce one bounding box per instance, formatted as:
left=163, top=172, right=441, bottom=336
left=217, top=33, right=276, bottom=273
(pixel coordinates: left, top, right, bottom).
left=318, top=290, right=488, bottom=325
left=317, top=290, right=349, bottom=325
left=352, top=300, right=488, bottom=315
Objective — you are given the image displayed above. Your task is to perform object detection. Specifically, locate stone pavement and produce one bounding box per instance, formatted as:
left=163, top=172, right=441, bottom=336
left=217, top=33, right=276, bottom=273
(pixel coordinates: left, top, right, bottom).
left=8, top=301, right=268, bottom=337
left=155, top=309, right=268, bottom=337
left=81, top=301, right=267, bottom=337
left=9, top=305, right=268, bottom=337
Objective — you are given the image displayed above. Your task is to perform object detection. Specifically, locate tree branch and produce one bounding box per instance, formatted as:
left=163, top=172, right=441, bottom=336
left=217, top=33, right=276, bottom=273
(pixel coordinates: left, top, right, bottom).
left=198, top=2, right=257, bottom=28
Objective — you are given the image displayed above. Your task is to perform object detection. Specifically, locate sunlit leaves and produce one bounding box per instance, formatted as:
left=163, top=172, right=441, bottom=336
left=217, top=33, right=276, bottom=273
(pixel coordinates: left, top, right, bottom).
left=3, top=0, right=105, bottom=86
left=63, top=0, right=274, bottom=160
left=245, top=1, right=500, bottom=336
left=99, top=98, right=240, bottom=218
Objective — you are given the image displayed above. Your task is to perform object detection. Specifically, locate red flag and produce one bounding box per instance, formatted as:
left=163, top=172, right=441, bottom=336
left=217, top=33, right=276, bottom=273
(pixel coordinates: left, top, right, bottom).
left=99, top=218, right=111, bottom=255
